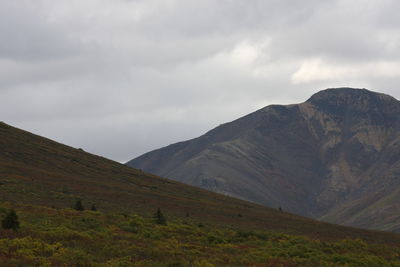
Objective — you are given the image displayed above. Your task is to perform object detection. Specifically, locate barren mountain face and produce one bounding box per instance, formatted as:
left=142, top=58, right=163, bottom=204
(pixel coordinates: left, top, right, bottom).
left=127, top=88, right=400, bottom=232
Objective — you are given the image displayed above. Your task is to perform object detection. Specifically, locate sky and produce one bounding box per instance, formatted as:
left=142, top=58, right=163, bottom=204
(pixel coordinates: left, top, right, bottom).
left=1, top=0, right=400, bottom=162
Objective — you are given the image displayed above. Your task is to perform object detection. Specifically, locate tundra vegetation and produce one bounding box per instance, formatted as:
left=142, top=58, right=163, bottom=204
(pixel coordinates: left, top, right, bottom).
left=1, top=203, right=400, bottom=266
left=2, top=122, right=400, bottom=266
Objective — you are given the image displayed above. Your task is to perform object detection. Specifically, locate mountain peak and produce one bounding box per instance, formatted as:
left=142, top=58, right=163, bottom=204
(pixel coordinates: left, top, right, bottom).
left=307, top=87, right=395, bottom=103
left=305, top=87, right=400, bottom=117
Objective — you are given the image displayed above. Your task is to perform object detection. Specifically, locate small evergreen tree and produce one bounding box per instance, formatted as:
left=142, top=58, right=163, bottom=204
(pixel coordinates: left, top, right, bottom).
left=155, top=208, right=167, bottom=225
left=91, top=204, right=97, bottom=211
left=74, top=200, right=84, bottom=211
left=2, top=209, right=20, bottom=231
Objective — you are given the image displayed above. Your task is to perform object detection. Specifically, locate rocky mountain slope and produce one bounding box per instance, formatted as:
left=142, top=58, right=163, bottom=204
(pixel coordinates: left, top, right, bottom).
left=127, top=88, right=400, bottom=232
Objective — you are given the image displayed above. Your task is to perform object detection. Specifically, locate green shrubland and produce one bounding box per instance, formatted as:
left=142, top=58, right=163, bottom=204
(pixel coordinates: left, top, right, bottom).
left=1, top=202, right=400, bottom=266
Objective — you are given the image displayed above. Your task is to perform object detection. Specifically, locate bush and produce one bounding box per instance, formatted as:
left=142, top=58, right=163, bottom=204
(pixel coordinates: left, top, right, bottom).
left=1, top=209, right=20, bottom=231
left=121, top=215, right=144, bottom=233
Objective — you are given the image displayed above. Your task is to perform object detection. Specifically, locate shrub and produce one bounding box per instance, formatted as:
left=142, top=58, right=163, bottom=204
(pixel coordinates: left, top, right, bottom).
left=1, top=209, right=20, bottom=231
left=121, top=215, right=144, bottom=233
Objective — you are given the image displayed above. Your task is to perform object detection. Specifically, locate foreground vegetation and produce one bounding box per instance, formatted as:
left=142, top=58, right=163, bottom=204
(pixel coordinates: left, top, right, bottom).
left=1, top=203, right=400, bottom=266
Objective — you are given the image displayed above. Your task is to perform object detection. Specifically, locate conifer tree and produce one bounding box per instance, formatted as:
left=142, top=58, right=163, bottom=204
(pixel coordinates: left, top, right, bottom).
left=1, top=209, right=20, bottom=231
left=155, top=208, right=167, bottom=225
left=74, top=199, right=84, bottom=211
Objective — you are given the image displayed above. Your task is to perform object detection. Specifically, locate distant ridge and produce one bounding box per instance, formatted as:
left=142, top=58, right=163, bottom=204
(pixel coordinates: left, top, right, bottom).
left=127, top=88, right=400, bottom=232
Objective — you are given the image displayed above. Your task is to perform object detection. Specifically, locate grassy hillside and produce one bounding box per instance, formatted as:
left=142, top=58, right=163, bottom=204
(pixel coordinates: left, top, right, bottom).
left=2, top=202, right=400, bottom=266
left=2, top=121, right=400, bottom=243
left=2, top=121, right=400, bottom=265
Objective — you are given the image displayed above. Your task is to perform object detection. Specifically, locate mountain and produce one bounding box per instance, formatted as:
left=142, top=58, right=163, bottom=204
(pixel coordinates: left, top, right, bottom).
left=127, top=88, right=400, bottom=232
left=3, top=119, right=400, bottom=265
left=4, top=120, right=397, bottom=243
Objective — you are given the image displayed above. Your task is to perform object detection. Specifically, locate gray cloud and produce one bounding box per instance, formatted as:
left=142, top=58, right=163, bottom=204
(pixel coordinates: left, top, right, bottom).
left=0, top=2, right=79, bottom=61
left=1, top=0, right=400, bottom=162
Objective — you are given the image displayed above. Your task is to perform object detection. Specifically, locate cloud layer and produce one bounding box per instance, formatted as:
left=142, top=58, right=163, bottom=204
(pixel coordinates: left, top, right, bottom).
left=1, top=0, right=400, bottom=162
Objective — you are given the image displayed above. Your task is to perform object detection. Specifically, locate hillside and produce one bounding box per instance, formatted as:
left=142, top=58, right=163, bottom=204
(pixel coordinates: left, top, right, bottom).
left=3, top=122, right=400, bottom=265
left=127, top=88, right=400, bottom=232
left=3, top=121, right=400, bottom=242
left=3, top=203, right=400, bottom=266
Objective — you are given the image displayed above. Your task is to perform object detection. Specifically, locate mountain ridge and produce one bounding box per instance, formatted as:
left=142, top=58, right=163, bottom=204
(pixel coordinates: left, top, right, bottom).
left=127, top=87, right=400, bottom=232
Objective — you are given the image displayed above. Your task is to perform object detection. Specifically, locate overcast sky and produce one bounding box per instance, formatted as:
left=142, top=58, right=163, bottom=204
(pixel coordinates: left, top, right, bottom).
left=1, top=0, right=400, bottom=162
